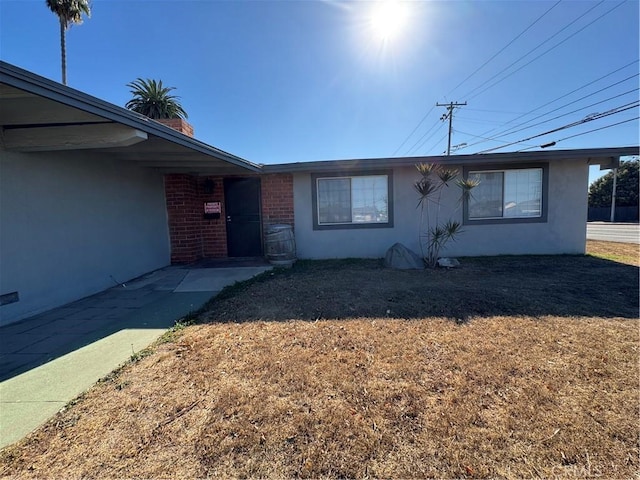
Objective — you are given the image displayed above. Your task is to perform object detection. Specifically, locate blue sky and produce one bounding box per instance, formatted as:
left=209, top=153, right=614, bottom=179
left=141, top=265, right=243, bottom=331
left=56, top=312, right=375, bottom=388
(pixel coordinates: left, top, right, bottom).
left=1, top=0, right=638, bottom=184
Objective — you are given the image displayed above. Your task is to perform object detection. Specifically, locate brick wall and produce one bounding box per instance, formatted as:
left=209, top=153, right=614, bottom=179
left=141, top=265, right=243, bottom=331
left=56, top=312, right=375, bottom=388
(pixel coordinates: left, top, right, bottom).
left=164, top=173, right=294, bottom=264
left=164, top=174, right=201, bottom=263
left=261, top=174, right=294, bottom=229
left=201, top=177, right=227, bottom=258
left=156, top=118, right=194, bottom=137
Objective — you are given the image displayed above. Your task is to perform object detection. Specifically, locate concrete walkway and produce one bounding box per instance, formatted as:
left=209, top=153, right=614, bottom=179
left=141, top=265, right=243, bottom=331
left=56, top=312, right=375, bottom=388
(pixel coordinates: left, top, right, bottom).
left=0, top=263, right=272, bottom=449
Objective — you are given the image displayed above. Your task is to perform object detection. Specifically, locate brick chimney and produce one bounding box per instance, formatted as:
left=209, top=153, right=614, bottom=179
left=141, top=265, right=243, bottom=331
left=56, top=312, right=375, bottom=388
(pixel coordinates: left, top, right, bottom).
left=156, top=118, right=194, bottom=138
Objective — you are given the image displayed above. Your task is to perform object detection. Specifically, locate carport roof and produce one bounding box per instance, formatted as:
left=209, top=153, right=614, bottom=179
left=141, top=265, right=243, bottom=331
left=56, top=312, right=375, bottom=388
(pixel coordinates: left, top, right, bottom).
left=0, top=61, right=260, bottom=175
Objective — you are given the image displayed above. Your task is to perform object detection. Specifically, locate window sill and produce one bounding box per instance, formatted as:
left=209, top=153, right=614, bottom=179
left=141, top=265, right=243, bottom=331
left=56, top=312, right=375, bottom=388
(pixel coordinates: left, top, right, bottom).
left=313, top=222, right=394, bottom=231
left=463, top=216, right=547, bottom=226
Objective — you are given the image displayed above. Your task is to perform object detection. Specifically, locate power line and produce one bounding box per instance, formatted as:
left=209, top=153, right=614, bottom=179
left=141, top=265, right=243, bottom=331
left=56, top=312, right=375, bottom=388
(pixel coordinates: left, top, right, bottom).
left=395, top=1, right=564, bottom=156
left=391, top=103, right=436, bottom=156
left=407, top=120, right=446, bottom=156
left=482, top=85, right=639, bottom=142
left=455, top=66, right=639, bottom=151
left=477, top=59, right=639, bottom=133
left=463, top=108, right=528, bottom=115
left=515, top=117, right=640, bottom=151
left=391, top=2, right=631, bottom=159
left=461, top=0, right=605, bottom=99
left=455, top=128, right=539, bottom=149
left=446, top=0, right=562, bottom=97
left=425, top=131, right=450, bottom=156
left=462, top=0, right=624, bottom=101
left=476, top=101, right=639, bottom=153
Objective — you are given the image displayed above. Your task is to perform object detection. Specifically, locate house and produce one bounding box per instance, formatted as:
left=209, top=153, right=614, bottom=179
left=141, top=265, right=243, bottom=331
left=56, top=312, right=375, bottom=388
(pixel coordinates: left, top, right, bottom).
left=1, top=61, right=637, bottom=326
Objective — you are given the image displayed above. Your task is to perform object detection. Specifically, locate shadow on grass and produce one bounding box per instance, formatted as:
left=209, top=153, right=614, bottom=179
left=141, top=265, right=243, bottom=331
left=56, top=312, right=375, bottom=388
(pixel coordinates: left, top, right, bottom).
left=200, top=256, right=639, bottom=324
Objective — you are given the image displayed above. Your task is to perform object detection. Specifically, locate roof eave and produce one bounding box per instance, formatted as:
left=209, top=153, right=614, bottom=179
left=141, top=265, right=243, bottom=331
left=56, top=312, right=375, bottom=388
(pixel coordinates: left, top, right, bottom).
left=0, top=61, right=261, bottom=173
left=262, top=146, right=640, bottom=173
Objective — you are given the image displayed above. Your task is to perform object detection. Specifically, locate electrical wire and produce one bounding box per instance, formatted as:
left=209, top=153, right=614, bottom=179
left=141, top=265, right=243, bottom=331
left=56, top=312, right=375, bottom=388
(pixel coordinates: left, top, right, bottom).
left=515, top=116, right=640, bottom=151
left=456, top=67, right=639, bottom=151
left=481, top=86, right=639, bottom=142
left=455, top=129, right=540, bottom=149
left=391, top=2, right=631, bottom=158
left=475, top=101, right=639, bottom=153
left=463, top=108, right=528, bottom=115
left=405, top=118, right=444, bottom=156
left=425, top=131, right=450, bottom=156
left=463, top=0, right=624, bottom=101
left=391, top=104, right=436, bottom=156
left=493, top=60, right=638, bottom=127
left=392, top=0, right=565, bottom=156
left=446, top=0, right=562, bottom=97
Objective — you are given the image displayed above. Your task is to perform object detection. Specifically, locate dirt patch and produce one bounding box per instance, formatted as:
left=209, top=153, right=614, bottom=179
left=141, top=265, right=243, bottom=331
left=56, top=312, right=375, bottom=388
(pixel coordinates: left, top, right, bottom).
left=1, top=248, right=638, bottom=478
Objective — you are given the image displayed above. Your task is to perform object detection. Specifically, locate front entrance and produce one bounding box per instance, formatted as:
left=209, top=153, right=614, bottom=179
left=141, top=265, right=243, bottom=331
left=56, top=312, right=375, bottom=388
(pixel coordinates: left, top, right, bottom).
left=224, top=177, right=263, bottom=257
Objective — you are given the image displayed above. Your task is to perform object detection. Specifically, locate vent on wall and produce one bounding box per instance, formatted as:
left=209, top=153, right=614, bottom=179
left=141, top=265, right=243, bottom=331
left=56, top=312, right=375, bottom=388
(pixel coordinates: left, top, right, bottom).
left=0, top=291, right=19, bottom=306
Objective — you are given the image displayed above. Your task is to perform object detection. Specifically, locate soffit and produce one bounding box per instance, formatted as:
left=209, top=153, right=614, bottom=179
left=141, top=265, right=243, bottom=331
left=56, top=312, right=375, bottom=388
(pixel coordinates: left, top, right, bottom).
left=0, top=77, right=257, bottom=176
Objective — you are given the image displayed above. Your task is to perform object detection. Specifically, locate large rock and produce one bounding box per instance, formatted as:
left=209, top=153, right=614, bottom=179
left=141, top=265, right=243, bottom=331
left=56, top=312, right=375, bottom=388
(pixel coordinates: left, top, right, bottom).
left=384, top=243, right=425, bottom=270
left=437, top=257, right=460, bottom=268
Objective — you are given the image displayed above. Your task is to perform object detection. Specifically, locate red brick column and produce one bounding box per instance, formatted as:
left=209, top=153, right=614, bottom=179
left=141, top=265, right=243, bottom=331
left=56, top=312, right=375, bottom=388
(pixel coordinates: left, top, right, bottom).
left=261, top=174, right=294, bottom=229
left=164, top=174, right=200, bottom=263
left=200, top=177, right=227, bottom=258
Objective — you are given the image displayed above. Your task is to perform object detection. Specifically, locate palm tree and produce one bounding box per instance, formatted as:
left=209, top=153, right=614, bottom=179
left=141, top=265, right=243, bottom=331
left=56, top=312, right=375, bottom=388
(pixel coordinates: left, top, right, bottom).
left=125, top=78, right=188, bottom=120
left=45, top=0, right=91, bottom=85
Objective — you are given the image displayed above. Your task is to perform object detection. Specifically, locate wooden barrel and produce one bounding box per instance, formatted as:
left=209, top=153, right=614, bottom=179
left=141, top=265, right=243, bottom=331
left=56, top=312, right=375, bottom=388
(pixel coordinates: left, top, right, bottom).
left=265, top=224, right=296, bottom=267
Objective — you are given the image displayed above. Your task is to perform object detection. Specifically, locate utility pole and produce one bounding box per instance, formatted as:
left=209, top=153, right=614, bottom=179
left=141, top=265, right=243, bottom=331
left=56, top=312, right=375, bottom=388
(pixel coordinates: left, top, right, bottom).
left=609, top=167, right=617, bottom=222
left=436, top=101, right=466, bottom=155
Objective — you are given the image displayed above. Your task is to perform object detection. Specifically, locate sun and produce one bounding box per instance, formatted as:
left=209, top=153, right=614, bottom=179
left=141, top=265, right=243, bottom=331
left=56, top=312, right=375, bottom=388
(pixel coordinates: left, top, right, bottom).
left=369, top=0, right=409, bottom=42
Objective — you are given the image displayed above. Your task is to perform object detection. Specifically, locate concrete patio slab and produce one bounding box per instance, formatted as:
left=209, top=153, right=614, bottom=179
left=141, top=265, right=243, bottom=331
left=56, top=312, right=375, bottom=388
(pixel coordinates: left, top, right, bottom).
left=174, top=266, right=272, bottom=292
left=0, top=263, right=271, bottom=450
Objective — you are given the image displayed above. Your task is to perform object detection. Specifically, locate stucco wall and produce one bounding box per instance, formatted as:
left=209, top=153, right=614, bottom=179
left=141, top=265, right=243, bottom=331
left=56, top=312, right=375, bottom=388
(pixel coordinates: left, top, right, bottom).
left=293, top=160, right=588, bottom=259
left=0, top=150, right=171, bottom=326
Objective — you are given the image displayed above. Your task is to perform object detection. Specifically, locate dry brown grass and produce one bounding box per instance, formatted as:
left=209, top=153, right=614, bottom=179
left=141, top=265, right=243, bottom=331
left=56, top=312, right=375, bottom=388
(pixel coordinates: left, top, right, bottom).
left=1, top=246, right=638, bottom=479
left=587, top=239, right=639, bottom=266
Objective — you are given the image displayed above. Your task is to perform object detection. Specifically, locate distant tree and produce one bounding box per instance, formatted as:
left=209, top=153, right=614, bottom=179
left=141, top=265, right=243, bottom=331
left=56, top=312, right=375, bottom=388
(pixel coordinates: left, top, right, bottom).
left=125, top=78, right=188, bottom=120
left=45, top=0, right=91, bottom=85
left=588, top=157, right=639, bottom=207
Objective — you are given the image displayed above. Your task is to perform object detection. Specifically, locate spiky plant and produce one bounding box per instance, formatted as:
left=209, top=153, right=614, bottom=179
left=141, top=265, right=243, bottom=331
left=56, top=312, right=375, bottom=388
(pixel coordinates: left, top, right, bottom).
left=415, top=163, right=478, bottom=268
left=125, top=78, right=188, bottom=120
left=45, top=0, right=91, bottom=85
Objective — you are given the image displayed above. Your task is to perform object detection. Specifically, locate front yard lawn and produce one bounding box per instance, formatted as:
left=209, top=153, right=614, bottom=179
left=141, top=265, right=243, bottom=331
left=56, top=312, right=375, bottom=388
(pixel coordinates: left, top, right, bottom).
left=1, top=241, right=638, bottom=478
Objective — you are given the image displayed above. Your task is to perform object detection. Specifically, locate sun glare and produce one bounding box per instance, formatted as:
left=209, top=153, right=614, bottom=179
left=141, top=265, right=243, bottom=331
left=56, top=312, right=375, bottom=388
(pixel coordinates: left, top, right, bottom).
left=369, top=0, right=409, bottom=42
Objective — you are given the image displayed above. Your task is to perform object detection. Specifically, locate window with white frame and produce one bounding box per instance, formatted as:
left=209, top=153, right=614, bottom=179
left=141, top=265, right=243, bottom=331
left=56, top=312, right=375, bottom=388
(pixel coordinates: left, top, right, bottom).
left=312, top=173, right=392, bottom=229
left=467, top=167, right=545, bottom=221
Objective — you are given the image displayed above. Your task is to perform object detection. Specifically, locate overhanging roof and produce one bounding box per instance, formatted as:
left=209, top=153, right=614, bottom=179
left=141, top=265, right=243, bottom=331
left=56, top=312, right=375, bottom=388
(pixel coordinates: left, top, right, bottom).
left=2, top=62, right=637, bottom=177
left=0, top=61, right=260, bottom=175
left=262, top=146, right=639, bottom=174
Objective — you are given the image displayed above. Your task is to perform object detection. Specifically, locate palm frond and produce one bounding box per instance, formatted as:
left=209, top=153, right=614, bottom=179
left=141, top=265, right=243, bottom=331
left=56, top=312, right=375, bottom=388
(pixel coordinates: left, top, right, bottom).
left=125, top=78, right=188, bottom=119
left=46, top=0, right=91, bottom=27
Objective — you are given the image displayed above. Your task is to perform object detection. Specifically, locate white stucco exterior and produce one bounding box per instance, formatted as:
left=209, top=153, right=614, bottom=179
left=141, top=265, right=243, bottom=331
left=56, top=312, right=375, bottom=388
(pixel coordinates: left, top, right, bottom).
left=0, top=150, right=171, bottom=326
left=292, top=159, right=589, bottom=259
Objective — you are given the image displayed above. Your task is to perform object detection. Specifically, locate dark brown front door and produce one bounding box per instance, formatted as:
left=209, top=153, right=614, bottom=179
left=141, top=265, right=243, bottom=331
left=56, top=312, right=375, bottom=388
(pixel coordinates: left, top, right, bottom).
left=224, top=177, right=262, bottom=257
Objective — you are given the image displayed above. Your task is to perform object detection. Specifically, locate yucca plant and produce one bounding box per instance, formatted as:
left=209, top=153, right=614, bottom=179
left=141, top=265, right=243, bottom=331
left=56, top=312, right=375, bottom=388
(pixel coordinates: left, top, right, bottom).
left=415, top=163, right=478, bottom=268
left=125, top=78, right=188, bottom=120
